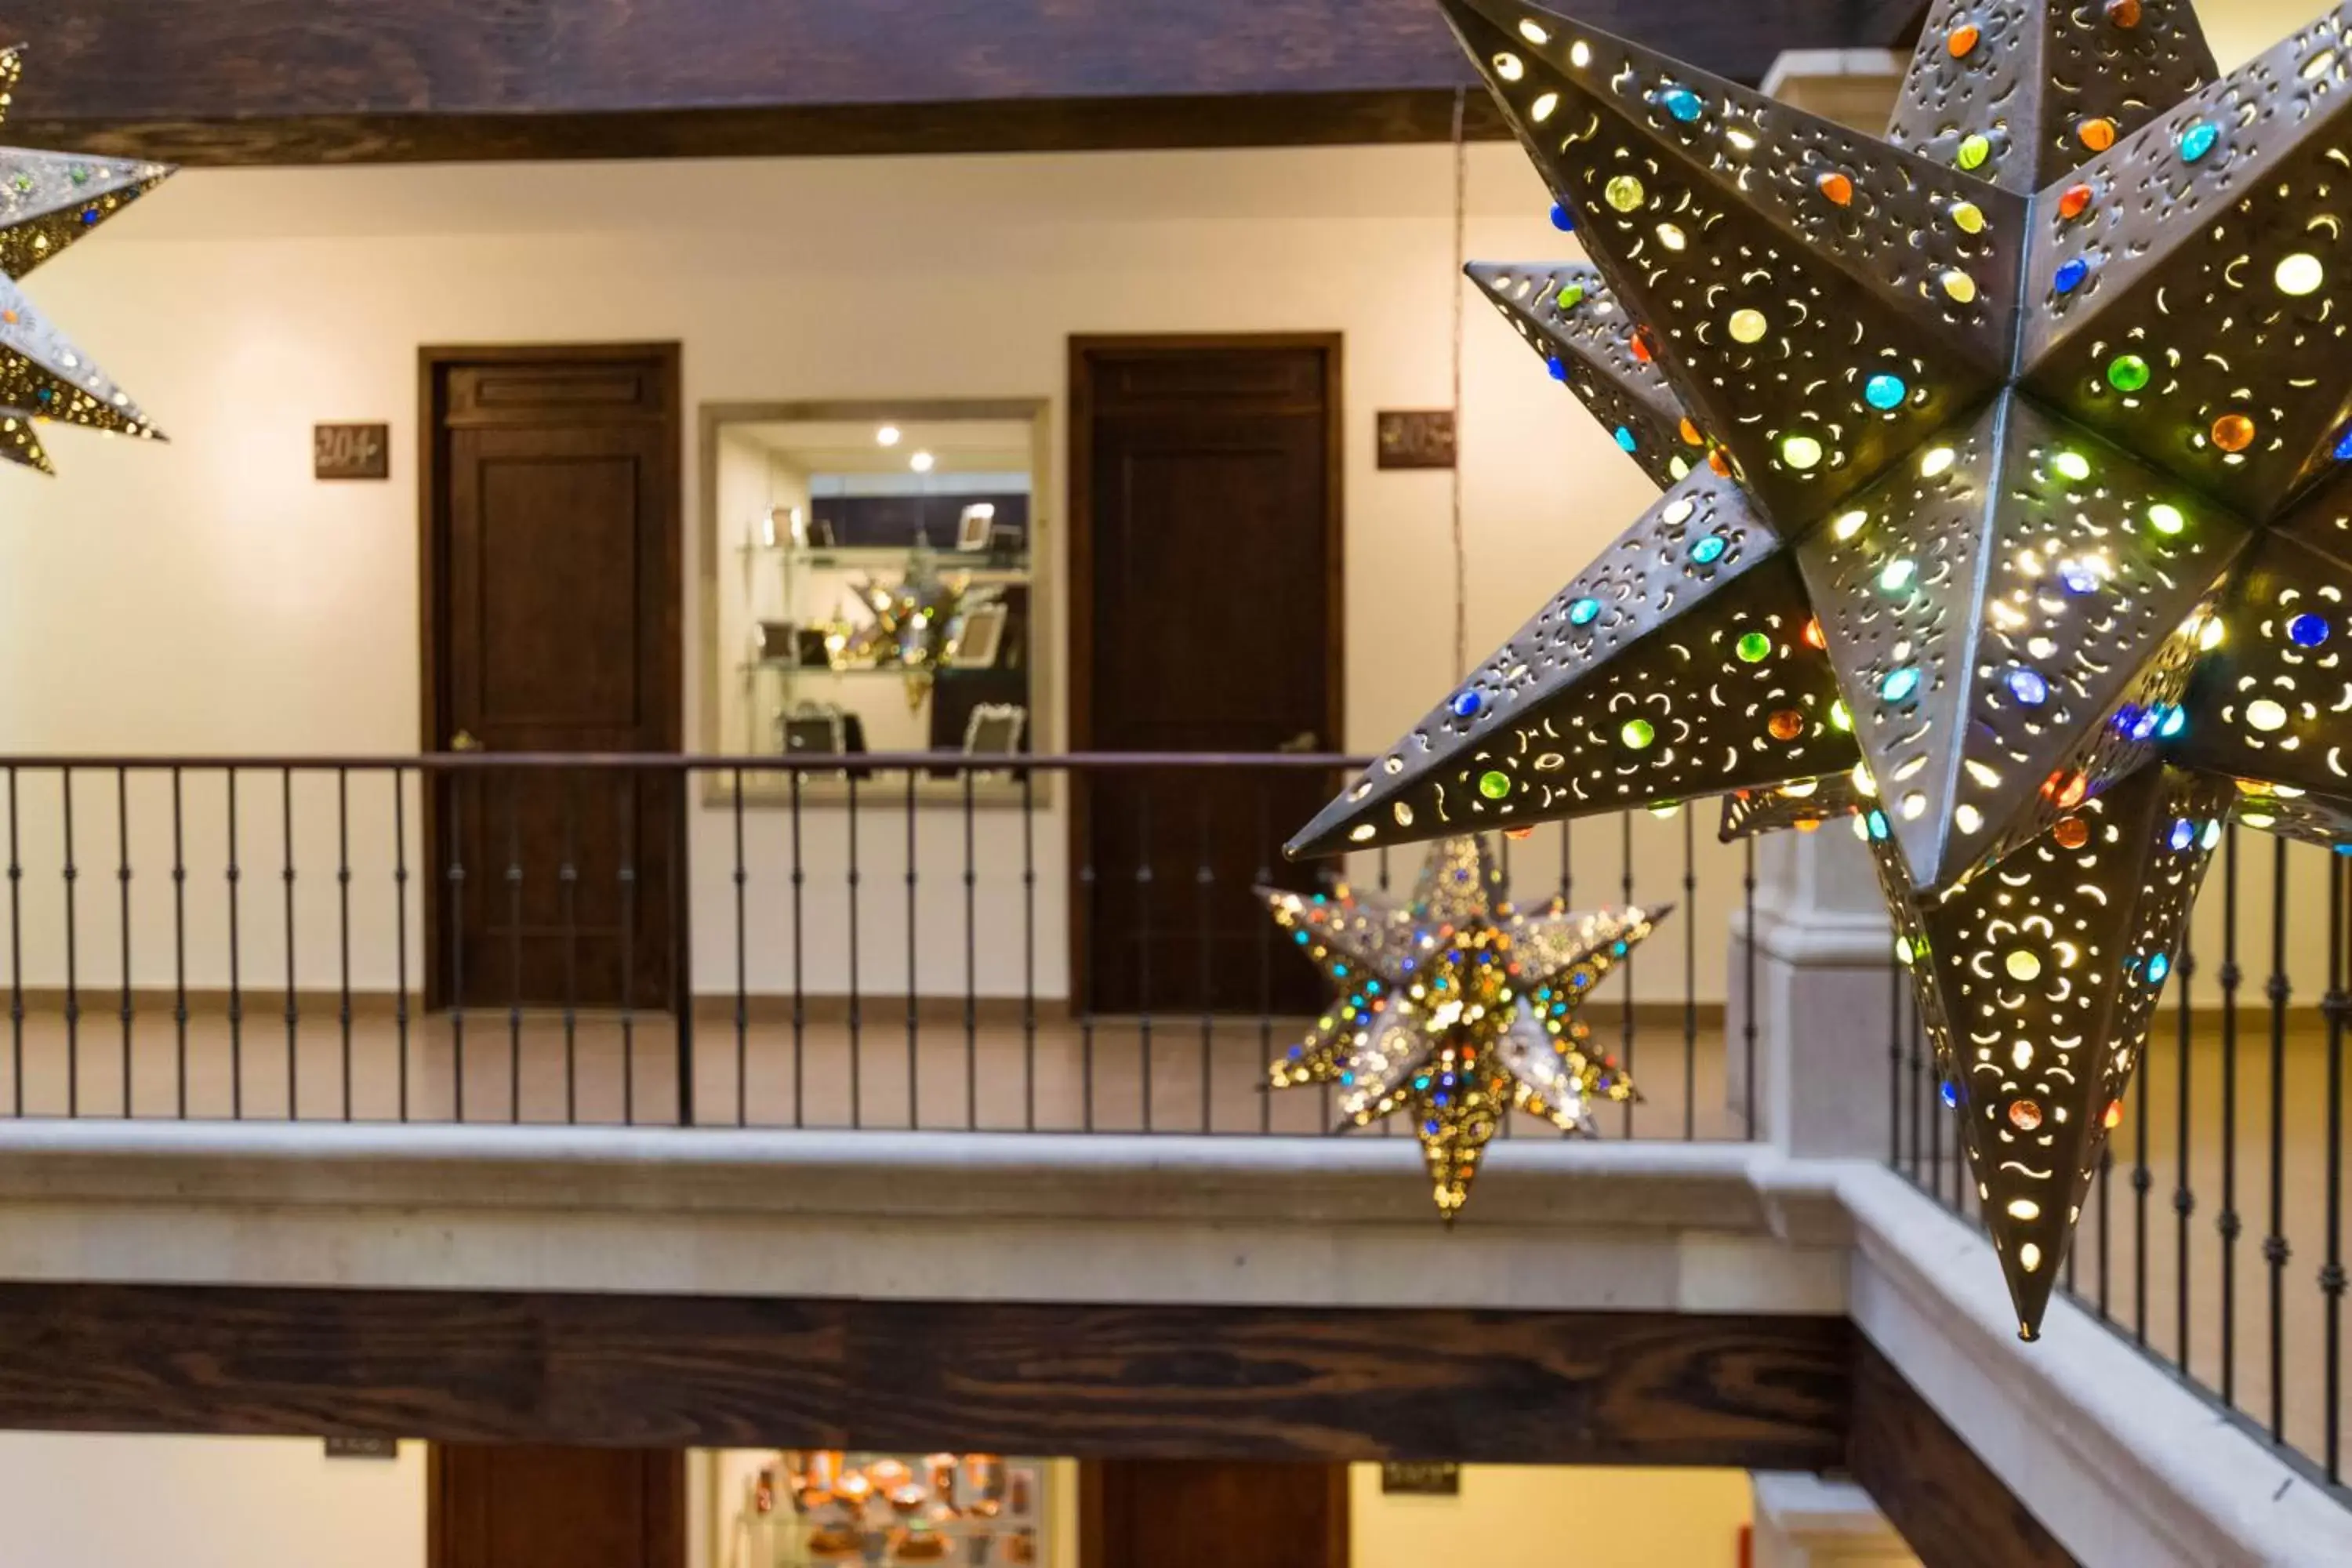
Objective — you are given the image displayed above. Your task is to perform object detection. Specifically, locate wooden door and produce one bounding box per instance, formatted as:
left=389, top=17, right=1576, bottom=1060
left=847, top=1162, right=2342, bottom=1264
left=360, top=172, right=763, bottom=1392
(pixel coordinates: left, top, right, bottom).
left=1083, top=1461, right=1349, bottom=1568
left=430, top=1444, right=685, bottom=1568
left=423, top=345, right=682, bottom=1011
left=1070, top=337, right=1341, bottom=1016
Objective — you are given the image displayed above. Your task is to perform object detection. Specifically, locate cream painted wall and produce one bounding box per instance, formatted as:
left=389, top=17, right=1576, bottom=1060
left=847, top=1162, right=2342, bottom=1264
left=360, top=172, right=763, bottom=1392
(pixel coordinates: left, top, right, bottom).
left=1348, top=1463, right=1751, bottom=1568
left=0, top=139, right=1726, bottom=1004
left=0, top=1432, right=424, bottom=1566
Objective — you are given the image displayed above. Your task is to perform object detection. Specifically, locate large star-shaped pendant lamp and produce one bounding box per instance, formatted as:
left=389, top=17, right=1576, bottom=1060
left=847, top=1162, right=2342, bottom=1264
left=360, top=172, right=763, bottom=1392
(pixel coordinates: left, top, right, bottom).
left=1264, top=836, right=1663, bottom=1217
left=0, top=47, right=171, bottom=474
left=1290, top=0, right=2352, bottom=1337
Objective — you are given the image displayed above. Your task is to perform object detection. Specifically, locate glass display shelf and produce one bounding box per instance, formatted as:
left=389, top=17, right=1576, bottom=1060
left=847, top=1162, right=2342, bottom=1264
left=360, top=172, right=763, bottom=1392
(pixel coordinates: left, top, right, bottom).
left=738, top=542, right=1033, bottom=583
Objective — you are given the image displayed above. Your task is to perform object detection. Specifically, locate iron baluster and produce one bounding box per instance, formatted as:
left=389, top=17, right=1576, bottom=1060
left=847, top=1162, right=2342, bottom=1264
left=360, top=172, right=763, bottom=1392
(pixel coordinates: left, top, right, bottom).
left=2220, top=823, right=2242, bottom=1408
left=337, top=768, right=354, bottom=1123
left=1682, top=809, right=1697, bottom=1143
left=115, top=768, right=131, bottom=1118
left=1022, top=768, right=1036, bottom=1134
left=848, top=773, right=862, bottom=1130
left=61, top=767, right=77, bottom=1116
left=1620, top=811, right=1635, bottom=1138
left=735, top=767, right=749, bottom=1127
left=446, top=777, right=465, bottom=1123
left=906, top=768, right=917, bottom=1131
left=2325, top=854, right=2348, bottom=1483
left=2175, top=935, right=2198, bottom=1374
left=964, top=769, right=978, bottom=1131
left=7, top=766, right=18, bottom=1116
left=172, top=768, right=187, bottom=1120
left=283, top=768, right=298, bottom=1120
left=789, top=768, right=805, bottom=1128
left=393, top=771, right=411, bottom=1123
left=560, top=768, right=579, bottom=1126
left=506, top=770, right=523, bottom=1123
left=619, top=785, right=636, bottom=1127
left=1743, top=837, right=1759, bottom=1139
left=1255, top=782, right=1274, bottom=1136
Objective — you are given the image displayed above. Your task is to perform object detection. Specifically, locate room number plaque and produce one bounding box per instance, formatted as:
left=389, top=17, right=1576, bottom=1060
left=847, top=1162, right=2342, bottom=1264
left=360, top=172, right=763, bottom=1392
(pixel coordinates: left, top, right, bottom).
left=314, top=423, right=390, bottom=480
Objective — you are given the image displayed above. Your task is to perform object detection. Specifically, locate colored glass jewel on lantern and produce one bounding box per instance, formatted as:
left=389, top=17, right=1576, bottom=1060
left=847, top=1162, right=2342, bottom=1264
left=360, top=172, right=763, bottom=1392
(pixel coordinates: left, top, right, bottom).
left=1478, top=771, right=1512, bottom=800
left=2169, top=818, right=2196, bottom=851
left=2147, top=953, right=2172, bottom=983
left=1679, top=418, right=1704, bottom=446
left=1728, top=308, right=1768, bottom=343
left=2078, top=117, right=2118, bottom=151
left=1864, top=373, right=1907, bottom=410
left=2290, top=614, right=2332, bottom=648
left=1817, top=171, right=1853, bottom=206
left=1955, top=133, right=1991, bottom=170
left=1879, top=558, right=1918, bottom=593
left=1940, top=1079, right=1959, bottom=1109
left=2107, top=354, right=2151, bottom=392
left=1947, top=21, right=1980, bottom=56
left=2053, top=259, right=2089, bottom=295
left=2005, top=950, right=2042, bottom=981
left=1620, top=718, right=1656, bottom=750
left=1604, top=174, right=1646, bottom=212
left=1554, top=281, right=1586, bottom=310
left=1567, top=597, right=1602, bottom=626
left=2010, top=1100, right=2045, bottom=1131
left=2106, top=1101, right=2126, bottom=1131
left=1451, top=690, right=1484, bottom=719
left=1657, top=85, right=1703, bottom=122
left=2212, top=414, right=2256, bottom=452
left=1689, top=533, right=1727, bottom=564
left=1781, top=433, right=1824, bottom=470
left=1614, top=425, right=1638, bottom=452
left=1803, top=618, right=1827, bottom=650
left=2177, top=120, right=2219, bottom=162
left=1768, top=710, right=1805, bottom=741
left=1949, top=201, right=1985, bottom=234
left=1941, top=270, right=1978, bottom=303
left=2148, top=503, right=2186, bottom=535
left=2053, top=450, right=2091, bottom=481
left=2245, top=698, right=2289, bottom=732
left=1735, top=631, right=1773, bottom=662
left=2053, top=817, right=2090, bottom=851
left=2006, top=667, right=2049, bottom=706
left=2056, top=184, right=2093, bottom=220
left=2277, top=252, right=2325, bottom=296
left=1548, top=201, right=1576, bottom=232
left=1880, top=666, right=1922, bottom=703
left=1545, top=354, right=1568, bottom=382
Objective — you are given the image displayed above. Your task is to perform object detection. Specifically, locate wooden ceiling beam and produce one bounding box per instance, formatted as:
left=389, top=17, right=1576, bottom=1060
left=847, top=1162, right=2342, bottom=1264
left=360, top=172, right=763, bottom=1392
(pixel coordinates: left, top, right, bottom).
left=3, top=0, right=1917, bottom=165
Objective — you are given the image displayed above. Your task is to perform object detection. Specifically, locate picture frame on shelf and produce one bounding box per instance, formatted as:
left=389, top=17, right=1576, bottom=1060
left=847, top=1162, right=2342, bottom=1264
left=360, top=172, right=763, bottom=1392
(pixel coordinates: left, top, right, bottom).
left=964, top=703, right=1026, bottom=757
left=952, top=602, right=1009, bottom=670
left=780, top=704, right=847, bottom=760
left=956, top=502, right=997, bottom=554
left=988, top=521, right=1025, bottom=559
left=751, top=620, right=799, bottom=665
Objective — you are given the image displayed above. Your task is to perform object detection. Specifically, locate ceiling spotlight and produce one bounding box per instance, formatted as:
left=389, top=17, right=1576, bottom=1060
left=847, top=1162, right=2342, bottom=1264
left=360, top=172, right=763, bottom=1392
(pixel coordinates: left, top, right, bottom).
left=910, top=451, right=935, bottom=473
left=876, top=425, right=902, bottom=447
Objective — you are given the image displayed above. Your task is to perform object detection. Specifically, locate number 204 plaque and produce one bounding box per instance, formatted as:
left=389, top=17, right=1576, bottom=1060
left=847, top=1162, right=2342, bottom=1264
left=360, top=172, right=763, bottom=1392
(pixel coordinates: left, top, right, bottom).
left=314, top=423, right=390, bottom=481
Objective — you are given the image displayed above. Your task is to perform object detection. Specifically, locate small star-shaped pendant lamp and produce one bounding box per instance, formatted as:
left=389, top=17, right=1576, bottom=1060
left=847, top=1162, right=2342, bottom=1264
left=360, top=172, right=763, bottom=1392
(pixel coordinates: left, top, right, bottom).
left=0, top=47, right=172, bottom=474
left=1263, top=836, right=1664, bottom=1217
left=1290, top=0, right=2352, bottom=1338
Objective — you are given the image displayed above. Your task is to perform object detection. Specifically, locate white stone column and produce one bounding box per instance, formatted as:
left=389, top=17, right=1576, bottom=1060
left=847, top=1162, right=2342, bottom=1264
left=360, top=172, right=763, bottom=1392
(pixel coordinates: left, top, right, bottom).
left=1750, top=1473, right=1919, bottom=1568
left=1726, top=825, right=1896, bottom=1156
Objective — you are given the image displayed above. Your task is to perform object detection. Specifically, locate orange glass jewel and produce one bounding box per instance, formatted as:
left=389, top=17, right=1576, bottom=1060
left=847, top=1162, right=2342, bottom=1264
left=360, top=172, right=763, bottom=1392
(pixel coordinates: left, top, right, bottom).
left=1795, top=818, right=1822, bottom=834
left=2044, top=770, right=2089, bottom=810
left=2053, top=815, right=2090, bottom=850
left=1679, top=417, right=1704, bottom=446
left=1947, top=22, right=1981, bottom=56
left=2056, top=184, right=2093, bottom=220
left=1768, top=710, right=1806, bottom=742
left=2105, top=0, right=2142, bottom=26
left=2009, top=1099, right=2045, bottom=1131
left=1708, top=446, right=1733, bottom=477
left=1630, top=328, right=1655, bottom=365
left=2104, top=1099, right=2126, bottom=1129
left=1817, top=170, right=1854, bottom=206
left=1504, top=826, right=1535, bottom=840
left=2078, top=118, right=2118, bottom=152
left=1802, top=617, right=1827, bottom=651
left=2212, top=413, right=2257, bottom=452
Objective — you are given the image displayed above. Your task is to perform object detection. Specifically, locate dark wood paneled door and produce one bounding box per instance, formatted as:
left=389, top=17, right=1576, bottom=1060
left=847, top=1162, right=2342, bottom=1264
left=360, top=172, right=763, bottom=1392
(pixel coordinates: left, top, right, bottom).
left=424, top=345, right=682, bottom=1011
left=1072, top=337, right=1341, bottom=1016
left=1083, top=1461, right=1349, bottom=1568
left=430, top=1444, right=685, bottom=1568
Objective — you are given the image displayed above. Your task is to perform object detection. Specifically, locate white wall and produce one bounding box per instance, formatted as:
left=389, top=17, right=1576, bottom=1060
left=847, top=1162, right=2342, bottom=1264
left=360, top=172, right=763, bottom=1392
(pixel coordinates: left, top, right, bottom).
left=0, top=1432, right=423, bottom=1566
left=1350, top=1463, right=1752, bottom=1568
left=0, top=140, right=1729, bottom=1004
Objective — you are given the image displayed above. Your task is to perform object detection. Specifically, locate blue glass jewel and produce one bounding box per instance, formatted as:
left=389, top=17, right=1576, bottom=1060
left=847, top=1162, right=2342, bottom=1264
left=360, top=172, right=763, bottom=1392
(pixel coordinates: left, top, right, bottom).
left=1614, top=425, right=1639, bottom=452
left=2159, top=706, right=2187, bottom=739
left=1689, top=533, right=1727, bottom=564
left=1940, top=1080, right=1959, bottom=1109
left=1864, top=372, right=1907, bottom=410
left=2006, top=667, right=2049, bottom=706
left=1657, top=85, right=1703, bottom=122
left=1880, top=666, right=1922, bottom=702
left=1451, top=689, right=1485, bottom=719
left=1549, top=201, right=1577, bottom=232
left=2290, top=613, right=2331, bottom=648
left=1568, top=597, right=1602, bottom=626
left=1546, top=354, right=1567, bottom=382
left=2169, top=818, right=2196, bottom=851
left=2060, top=562, right=2100, bottom=595
left=2178, top=120, right=2219, bottom=162
left=2147, top=952, right=2172, bottom=983
left=2053, top=258, right=2089, bottom=295
left=2335, top=425, right=2352, bottom=461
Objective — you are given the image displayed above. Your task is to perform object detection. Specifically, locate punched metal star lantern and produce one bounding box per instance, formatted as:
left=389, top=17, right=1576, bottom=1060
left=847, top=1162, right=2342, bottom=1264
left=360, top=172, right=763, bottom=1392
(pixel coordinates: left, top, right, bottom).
left=0, top=47, right=171, bottom=474
left=1263, top=835, right=1663, bottom=1217
left=1290, top=0, right=2352, bottom=1338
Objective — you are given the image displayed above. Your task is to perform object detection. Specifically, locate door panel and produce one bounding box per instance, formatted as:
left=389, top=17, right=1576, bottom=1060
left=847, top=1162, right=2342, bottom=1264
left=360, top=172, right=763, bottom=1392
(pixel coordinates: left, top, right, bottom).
left=431, top=1444, right=684, bottom=1568
left=1085, top=1461, right=1348, bottom=1568
left=1074, top=339, right=1339, bottom=1016
left=426, top=347, right=681, bottom=1011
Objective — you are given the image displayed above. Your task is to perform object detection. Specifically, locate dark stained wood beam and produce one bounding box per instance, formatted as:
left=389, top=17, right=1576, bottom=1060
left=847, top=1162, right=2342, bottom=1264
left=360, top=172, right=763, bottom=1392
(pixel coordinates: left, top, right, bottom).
left=1847, top=1340, right=2079, bottom=1568
left=0, top=0, right=1923, bottom=165
left=0, top=1283, right=1851, bottom=1467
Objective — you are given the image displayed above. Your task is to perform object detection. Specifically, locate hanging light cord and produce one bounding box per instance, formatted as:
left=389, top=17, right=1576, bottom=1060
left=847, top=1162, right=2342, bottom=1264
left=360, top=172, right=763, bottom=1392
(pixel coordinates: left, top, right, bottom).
left=1450, top=85, right=1470, bottom=675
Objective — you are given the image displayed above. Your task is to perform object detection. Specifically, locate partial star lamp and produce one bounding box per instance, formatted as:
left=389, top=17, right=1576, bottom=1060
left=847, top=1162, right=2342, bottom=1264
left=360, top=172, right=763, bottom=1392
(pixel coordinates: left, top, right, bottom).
left=1288, top=0, right=2352, bottom=1341
left=0, top=47, right=172, bottom=474
left=1262, top=836, right=1665, bottom=1217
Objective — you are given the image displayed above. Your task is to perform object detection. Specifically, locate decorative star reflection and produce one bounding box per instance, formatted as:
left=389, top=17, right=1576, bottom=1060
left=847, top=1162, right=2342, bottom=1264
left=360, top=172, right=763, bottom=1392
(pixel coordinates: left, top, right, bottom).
left=1290, top=0, right=2352, bottom=1337
left=0, top=47, right=172, bottom=474
left=1263, top=835, right=1663, bottom=1217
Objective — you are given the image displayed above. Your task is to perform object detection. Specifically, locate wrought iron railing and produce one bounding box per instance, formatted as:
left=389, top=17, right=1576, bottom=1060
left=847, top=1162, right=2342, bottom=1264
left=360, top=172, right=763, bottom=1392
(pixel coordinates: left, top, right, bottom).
left=0, top=753, right=1751, bottom=1140
left=1894, top=822, right=2352, bottom=1501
